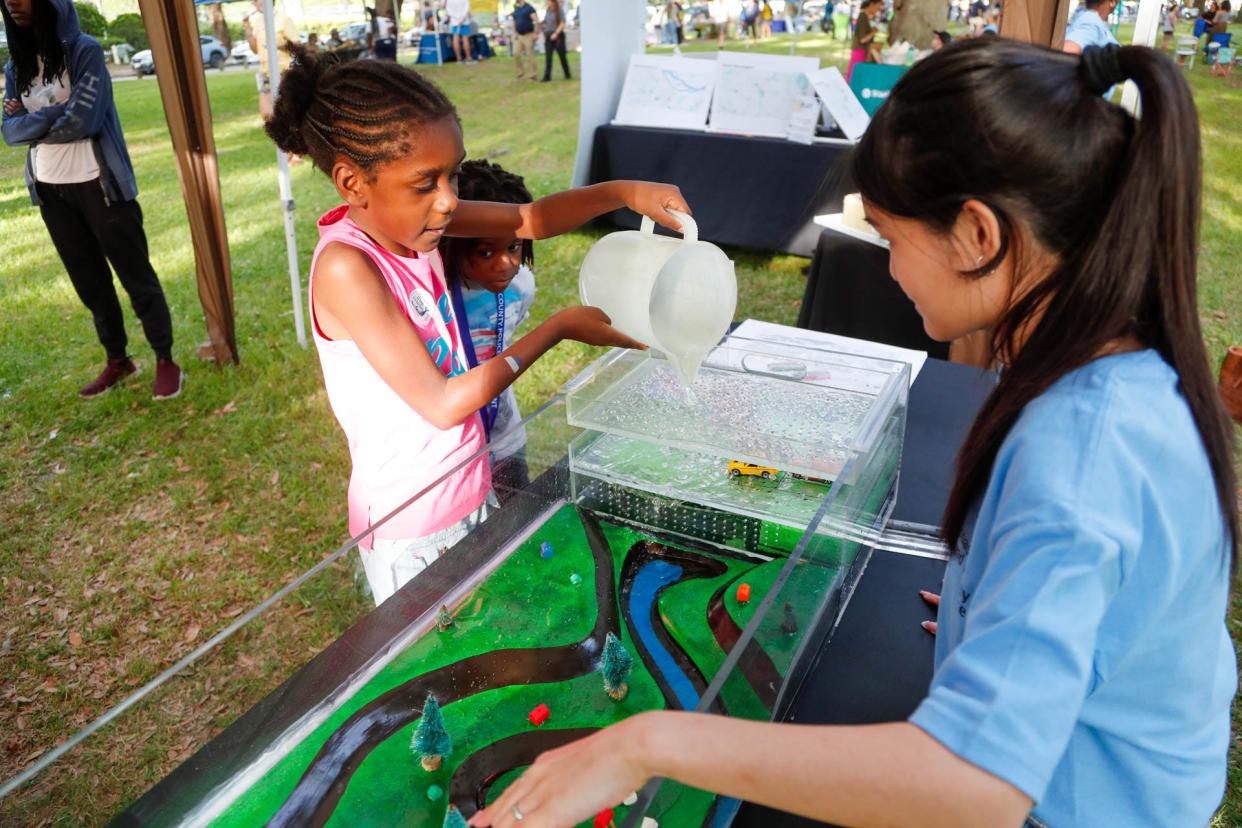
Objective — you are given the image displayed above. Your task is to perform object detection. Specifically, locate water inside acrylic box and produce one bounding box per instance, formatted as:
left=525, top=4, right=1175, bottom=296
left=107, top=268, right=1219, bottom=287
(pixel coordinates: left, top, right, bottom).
left=566, top=334, right=910, bottom=549
left=9, top=335, right=909, bottom=828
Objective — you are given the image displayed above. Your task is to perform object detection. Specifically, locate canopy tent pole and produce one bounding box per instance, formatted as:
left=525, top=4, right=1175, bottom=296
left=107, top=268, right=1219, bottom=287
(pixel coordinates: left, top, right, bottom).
left=139, top=0, right=239, bottom=364
left=263, top=0, right=307, bottom=347
left=435, top=0, right=445, bottom=64
left=570, top=0, right=646, bottom=187
left=1120, top=0, right=1161, bottom=113
left=999, top=0, right=1073, bottom=47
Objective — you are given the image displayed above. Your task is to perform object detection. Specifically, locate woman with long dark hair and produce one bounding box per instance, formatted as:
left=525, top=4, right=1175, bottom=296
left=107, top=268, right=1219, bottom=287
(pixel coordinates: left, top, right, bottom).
left=2, top=0, right=182, bottom=399
left=471, top=39, right=1237, bottom=828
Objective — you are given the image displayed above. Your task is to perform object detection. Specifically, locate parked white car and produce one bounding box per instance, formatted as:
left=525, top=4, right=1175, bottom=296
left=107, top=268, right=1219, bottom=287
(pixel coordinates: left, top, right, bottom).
left=131, top=35, right=229, bottom=75
left=231, top=41, right=260, bottom=66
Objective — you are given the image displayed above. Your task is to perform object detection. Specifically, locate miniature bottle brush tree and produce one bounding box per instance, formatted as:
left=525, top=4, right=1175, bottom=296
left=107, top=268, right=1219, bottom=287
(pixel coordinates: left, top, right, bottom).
left=413, top=693, right=453, bottom=771
left=443, top=804, right=468, bottom=828
left=601, top=632, right=635, bottom=701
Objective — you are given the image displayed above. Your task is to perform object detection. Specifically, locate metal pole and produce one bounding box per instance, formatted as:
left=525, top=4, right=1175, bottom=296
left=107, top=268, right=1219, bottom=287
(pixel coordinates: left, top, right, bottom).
left=435, top=1, right=445, bottom=63
left=787, top=0, right=796, bottom=55
left=263, top=0, right=307, bottom=347
left=1120, top=0, right=1160, bottom=114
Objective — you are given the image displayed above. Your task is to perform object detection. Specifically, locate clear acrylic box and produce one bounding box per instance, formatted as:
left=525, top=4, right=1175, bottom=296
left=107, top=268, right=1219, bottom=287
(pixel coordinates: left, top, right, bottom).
left=2, top=333, right=907, bottom=828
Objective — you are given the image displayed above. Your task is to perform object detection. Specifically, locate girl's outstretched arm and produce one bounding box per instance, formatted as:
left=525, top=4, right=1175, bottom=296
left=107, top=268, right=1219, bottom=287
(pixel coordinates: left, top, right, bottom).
left=447, top=180, right=690, bottom=241
left=471, top=713, right=1032, bottom=828
left=315, top=243, right=644, bottom=430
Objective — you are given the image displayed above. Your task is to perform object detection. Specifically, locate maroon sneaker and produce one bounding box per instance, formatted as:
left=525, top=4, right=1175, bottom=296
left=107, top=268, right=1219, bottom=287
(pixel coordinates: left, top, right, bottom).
left=152, top=358, right=184, bottom=400
left=79, top=357, right=139, bottom=398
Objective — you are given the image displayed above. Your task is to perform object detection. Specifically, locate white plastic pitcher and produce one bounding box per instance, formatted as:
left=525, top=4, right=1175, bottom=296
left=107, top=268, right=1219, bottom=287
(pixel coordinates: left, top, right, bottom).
left=579, top=209, right=736, bottom=386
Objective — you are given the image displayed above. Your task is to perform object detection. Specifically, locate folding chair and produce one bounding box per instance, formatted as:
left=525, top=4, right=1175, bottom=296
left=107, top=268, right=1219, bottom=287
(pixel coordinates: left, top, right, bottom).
left=1175, top=33, right=1198, bottom=68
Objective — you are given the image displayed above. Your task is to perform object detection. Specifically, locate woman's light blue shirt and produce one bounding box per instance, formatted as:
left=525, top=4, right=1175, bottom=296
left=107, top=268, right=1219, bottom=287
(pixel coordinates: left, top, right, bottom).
left=910, top=350, right=1235, bottom=826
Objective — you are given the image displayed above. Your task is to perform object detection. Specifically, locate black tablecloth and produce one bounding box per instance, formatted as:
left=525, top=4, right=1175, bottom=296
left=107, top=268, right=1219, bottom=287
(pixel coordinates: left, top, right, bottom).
left=589, top=125, right=853, bottom=257
left=733, top=357, right=996, bottom=828
left=798, top=228, right=951, bottom=360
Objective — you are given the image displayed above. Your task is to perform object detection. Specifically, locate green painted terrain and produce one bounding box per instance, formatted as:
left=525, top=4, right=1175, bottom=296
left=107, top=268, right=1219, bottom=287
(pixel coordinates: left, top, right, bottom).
left=212, top=507, right=793, bottom=828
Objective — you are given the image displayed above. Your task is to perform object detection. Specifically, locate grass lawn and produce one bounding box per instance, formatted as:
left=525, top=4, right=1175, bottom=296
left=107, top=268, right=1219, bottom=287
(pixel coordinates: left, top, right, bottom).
left=0, top=29, right=1239, bottom=826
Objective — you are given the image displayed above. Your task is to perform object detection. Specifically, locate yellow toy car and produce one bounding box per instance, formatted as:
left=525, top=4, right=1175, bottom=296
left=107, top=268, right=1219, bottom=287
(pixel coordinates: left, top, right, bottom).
left=727, top=460, right=781, bottom=480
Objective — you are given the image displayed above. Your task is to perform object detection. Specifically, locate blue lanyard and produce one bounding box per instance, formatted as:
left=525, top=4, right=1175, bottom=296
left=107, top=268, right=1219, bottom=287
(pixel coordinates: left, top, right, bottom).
left=449, top=279, right=505, bottom=439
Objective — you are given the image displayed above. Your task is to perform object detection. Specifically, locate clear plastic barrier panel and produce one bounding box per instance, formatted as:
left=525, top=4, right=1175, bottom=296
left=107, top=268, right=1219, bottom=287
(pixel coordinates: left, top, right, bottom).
left=2, top=340, right=906, bottom=828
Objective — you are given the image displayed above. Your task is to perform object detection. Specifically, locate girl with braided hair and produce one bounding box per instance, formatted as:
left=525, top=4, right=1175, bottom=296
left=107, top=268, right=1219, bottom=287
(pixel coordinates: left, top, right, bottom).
left=265, top=45, right=688, bottom=605
left=474, top=40, right=1236, bottom=828
left=440, top=159, right=538, bottom=501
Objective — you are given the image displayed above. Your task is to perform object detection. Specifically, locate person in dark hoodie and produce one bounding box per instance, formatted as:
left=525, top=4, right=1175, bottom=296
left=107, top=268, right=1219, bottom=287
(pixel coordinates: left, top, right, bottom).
left=2, top=0, right=183, bottom=399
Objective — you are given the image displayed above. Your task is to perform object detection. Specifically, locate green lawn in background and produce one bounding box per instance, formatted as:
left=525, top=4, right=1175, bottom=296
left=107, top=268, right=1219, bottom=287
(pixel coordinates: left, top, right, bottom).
left=0, top=30, right=1238, bottom=826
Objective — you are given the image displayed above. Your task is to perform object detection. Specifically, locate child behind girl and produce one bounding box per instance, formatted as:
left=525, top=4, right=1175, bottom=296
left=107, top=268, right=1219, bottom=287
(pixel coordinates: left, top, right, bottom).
left=441, top=160, right=536, bottom=500
left=265, top=45, right=689, bottom=605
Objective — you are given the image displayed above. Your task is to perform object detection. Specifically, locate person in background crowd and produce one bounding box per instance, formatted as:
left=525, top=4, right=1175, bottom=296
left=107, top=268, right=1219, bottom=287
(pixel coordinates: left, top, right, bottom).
left=1213, top=0, right=1232, bottom=27
left=446, top=0, right=475, bottom=64
left=711, top=0, right=728, bottom=45
left=742, top=0, right=760, bottom=40
left=373, top=11, right=397, bottom=60
left=1202, top=0, right=1218, bottom=26
left=327, top=27, right=343, bottom=47
left=541, top=0, right=570, bottom=81
left=1162, top=2, right=1178, bottom=48
left=1207, top=1, right=1231, bottom=63
left=511, top=0, right=537, bottom=80
left=2, top=0, right=183, bottom=399
left=982, top=6, right=1000, bottom=33
left=247, top=0, right=299, bottom=118
left=848, top=0, right=883, bottom=78
left=306, top=31, right=320, bottom=49
left=760, top=0, right=773, bottom=37
left=1063, top=0, right=1120, bottom=53
left=662, top=0, right=683, bottom=47
left=932, top=29, right=952, bottom=48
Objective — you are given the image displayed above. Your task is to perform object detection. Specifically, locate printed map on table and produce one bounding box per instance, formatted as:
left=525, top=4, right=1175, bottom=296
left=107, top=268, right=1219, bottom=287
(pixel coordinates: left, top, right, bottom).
left=613, top=54, right=719, bottom=131
left=709, top=52, right=820, bottom=138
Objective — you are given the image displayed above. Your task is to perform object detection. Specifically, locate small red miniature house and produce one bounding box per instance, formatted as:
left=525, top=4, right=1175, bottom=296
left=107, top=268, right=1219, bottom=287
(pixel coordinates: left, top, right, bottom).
left=593, top=807, right=615, bottom=828
left=736, top=583, right=751, bottom=604
left=528, top=703, right=551, bottom=727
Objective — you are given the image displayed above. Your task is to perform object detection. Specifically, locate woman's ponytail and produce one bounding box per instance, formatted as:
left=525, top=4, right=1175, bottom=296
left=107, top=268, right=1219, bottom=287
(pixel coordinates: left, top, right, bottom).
left=1110, top=46, right=1239, bottom=563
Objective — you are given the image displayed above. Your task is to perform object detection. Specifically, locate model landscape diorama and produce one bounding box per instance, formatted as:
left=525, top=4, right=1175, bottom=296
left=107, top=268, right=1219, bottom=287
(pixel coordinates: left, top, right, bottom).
left=112, top=335, right=908, bottom=828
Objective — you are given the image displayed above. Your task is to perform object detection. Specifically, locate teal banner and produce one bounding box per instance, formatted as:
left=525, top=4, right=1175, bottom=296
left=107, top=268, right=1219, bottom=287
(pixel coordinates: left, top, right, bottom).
left=848, top=64, right=907, bottom=116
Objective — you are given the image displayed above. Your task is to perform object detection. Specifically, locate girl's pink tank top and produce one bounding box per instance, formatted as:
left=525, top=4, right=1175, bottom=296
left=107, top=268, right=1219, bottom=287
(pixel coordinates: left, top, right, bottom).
left=309, top=205, right=490, bottom=548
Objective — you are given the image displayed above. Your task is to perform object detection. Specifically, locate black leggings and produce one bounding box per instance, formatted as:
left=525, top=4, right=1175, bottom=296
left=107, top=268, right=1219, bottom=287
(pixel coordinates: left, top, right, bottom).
left=36, top=179, right=173, bottom=360
left=543, top=32, right=570, bottom=79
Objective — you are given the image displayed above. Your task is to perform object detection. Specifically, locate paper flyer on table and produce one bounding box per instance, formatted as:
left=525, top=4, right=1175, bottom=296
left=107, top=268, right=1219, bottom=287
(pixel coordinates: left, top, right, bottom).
left=613, top=54, right=719, bottom=131
left=725, top=319, right=927, bottom=386
left=808, top=66, right=870, bottom=141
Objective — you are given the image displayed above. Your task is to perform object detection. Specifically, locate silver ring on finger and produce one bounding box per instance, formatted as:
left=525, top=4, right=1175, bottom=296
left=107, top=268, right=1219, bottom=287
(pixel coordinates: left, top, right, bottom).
left=512, top=802, right=527, bottom=822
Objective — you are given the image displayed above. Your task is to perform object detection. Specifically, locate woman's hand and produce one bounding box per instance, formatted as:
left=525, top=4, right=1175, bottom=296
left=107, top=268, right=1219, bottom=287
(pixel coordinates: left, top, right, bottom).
left=919, top=590, right=940, bottom=635
left=553, top=306, right=647, bottom=350
left=620, top=182, right=691, bottom=232
left=470, top=716, right=653, bottom=828
left=4, top=99, right=27, bottom=117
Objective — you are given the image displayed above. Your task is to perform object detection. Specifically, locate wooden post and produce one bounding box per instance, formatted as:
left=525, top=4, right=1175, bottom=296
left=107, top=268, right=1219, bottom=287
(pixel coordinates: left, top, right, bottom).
left=136, top=0, right=239, bottom=364
left=999, top=0, right=1075, bottom=47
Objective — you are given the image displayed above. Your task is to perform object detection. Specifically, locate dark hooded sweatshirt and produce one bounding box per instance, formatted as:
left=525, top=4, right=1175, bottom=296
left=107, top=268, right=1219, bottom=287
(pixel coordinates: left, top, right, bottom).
left=2, top=0, right=139, bottom=206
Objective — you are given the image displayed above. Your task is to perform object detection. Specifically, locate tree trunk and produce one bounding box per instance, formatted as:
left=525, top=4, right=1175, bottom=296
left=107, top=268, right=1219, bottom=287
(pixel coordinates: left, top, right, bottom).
left=209, top=3, right=231, bottom=50
left=890, top=0, right=948, bottom=49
